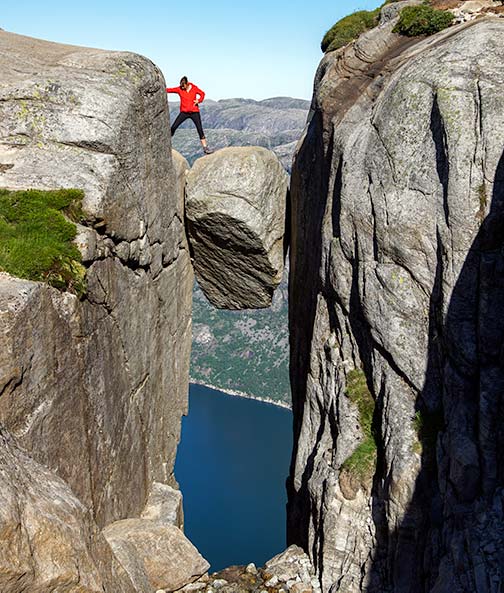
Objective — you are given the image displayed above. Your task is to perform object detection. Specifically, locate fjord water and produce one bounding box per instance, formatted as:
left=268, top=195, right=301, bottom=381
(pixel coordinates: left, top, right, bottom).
left=175, top=383, right=293, bottom=571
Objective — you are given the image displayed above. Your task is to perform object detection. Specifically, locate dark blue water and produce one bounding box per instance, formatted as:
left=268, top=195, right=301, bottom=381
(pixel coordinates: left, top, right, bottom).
left=175, top=383, right=293, bottom=571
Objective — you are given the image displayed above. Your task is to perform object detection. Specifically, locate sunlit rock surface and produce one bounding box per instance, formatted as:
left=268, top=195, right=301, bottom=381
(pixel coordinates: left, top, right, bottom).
left=185, top=146, right=288, bottom=309
left=289, top=14, right=504, bottom=593
left=103, top=519, right=209, bottom=592
left=0, top=427, right=136, bottom=593
left=0, top=29, right=193, bottom=591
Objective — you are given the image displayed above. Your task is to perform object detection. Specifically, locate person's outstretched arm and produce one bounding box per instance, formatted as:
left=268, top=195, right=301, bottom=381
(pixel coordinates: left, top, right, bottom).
left=166, top=87, right=181, bottom=94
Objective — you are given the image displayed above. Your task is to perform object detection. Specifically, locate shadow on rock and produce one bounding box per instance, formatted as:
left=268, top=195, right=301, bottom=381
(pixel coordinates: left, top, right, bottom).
left=368, top=150, right=504, bottom=593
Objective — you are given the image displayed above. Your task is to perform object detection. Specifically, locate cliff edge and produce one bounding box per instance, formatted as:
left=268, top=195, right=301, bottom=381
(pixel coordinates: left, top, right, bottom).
left=289, top=13, right=504, bottom=593
left=0, top=30, right=194, bottom=591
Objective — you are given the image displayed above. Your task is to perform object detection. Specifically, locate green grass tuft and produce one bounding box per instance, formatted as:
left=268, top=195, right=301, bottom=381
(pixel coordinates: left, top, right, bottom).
left=322, top=9, right=381, bottom=52
left=321, top=1, right=453, bottom=54
left=341, top=368, right=377, bottom=486
left=393, top=4, right=454, bottom=37
left=320, top=0, right=402, bottom=53
left=345, top=368, right=375, bottom=436
left=0, top=188, right=86, bottom=296
left=341, top=437, right=377, bottom=484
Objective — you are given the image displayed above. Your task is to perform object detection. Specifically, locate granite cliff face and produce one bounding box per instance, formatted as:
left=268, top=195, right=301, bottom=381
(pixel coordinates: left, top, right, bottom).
left=0, top=30, right=193, bottom=590
left=288, top=13, right=504, bottom=593
left=3, top=9, right=504, bottom=593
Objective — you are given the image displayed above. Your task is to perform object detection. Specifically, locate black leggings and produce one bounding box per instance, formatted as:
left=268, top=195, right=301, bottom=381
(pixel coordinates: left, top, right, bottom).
left=171, top=111, right=205, bottom=140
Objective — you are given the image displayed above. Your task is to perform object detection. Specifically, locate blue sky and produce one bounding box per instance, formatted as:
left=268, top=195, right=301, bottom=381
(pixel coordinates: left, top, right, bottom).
left=2, top=0, right=382, bottom=100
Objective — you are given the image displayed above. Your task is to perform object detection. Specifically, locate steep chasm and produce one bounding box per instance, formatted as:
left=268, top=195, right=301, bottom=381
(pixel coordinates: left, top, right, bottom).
left=0, top=29, right=294, bottom=593
left=289, top=14, right=504, bottom=593
left=0, top=30, right=193, bottom=590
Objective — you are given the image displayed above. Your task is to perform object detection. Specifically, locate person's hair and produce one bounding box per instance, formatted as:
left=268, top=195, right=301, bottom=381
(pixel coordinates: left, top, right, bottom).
left=180, top=76, right=188, bottom=86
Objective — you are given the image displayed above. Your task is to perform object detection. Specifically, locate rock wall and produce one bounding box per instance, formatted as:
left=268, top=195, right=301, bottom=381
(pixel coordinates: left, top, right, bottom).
left=0, top=29, right=192, bottom=538
left=0, top=426, right=140, bottom=592
left=288, top=15, right=504, bottom=593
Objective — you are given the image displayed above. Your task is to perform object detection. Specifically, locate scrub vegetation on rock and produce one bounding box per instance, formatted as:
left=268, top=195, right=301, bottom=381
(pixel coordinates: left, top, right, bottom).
left=340, top=369, right=377, bottom=492
left=393, top=4, right=455, bottom=36
left=321, top=0, right=403, bottom=52
left=0, top=188, right=86, bottom=295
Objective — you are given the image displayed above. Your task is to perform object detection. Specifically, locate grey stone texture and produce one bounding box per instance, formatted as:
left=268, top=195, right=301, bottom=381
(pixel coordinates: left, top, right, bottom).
left=0, top=30, right=193, bottom=591
left=185, top=146, right=288, bottom=309
left=178, top=545, right=320, bottom=593
left=0, top=427, right=136, bottom=593
left=103, top=519, right=209, bottom=592
left=141, top=481, right=184, bottom=529
left=288, top=16, right=504, bottom=593
left=379, top=0, right=423, bottom=24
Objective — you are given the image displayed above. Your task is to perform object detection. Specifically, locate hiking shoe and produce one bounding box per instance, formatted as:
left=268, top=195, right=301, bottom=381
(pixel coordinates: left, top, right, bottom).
left=203, top=146, right=214, bottom=155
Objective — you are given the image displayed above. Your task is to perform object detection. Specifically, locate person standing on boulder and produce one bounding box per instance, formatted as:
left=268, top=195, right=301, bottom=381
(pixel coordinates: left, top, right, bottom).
left=167, top=76, right=214, bottom=154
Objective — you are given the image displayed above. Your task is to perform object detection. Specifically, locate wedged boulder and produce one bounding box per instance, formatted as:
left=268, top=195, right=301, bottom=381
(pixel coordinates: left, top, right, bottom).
left=185, top=146, right=288, bottom=309
left=103, top=519, right=209, bottom=592
left=0, top=427, right=135, bottom=593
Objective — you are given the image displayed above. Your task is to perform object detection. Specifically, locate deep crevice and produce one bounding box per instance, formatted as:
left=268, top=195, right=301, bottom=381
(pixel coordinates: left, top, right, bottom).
left=430, top=93, right=450, bottom=227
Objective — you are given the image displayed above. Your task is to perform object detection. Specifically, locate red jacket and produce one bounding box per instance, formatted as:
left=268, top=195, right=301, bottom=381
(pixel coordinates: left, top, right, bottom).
left=166, top=82, right=205, bottom=113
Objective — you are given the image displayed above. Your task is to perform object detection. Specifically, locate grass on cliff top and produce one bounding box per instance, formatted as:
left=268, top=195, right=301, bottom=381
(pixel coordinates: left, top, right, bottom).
left=321, top=9, right=381, bottom=52
left=321, top=0, right=401, bottom=52
left=321, top=1, right=454, bottom=53
left=341, top=369, right=377, bottom=487
left=0, top=188, right=86, bottom=296
left=393, top=4, right=454, bottom=36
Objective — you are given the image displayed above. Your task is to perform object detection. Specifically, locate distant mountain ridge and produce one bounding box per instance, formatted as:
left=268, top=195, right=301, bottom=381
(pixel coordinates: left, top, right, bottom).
left=169, top=96, right=310, bottom=171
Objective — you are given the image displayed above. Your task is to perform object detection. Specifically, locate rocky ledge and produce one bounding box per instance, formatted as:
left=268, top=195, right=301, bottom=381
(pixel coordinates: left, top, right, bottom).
left=0, top=29, right=193, bottom=592
left=177, top=546, right=321, bottom=593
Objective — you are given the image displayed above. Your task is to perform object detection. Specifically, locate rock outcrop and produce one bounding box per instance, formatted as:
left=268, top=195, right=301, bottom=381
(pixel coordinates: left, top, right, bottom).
left=141, top=481, right=184, bottom=529
left=0, top=30, right=193, bottom=590
left=0, top=427, right=136, bottom=593
left=288, top=14, right=504, bottom=593
left=103, top=519, right=209, bottom=592
left=185, top=146, right=288, bottom=309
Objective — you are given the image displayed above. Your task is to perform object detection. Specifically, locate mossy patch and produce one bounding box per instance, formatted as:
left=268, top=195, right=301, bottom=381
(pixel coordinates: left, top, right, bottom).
left=476, top=183, right=487, bottom=222
left=0, top=188, right=86, bottom=296
left=393, top=4, right=454, bottom=36
left=341, top=369, right=377, bottom=491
